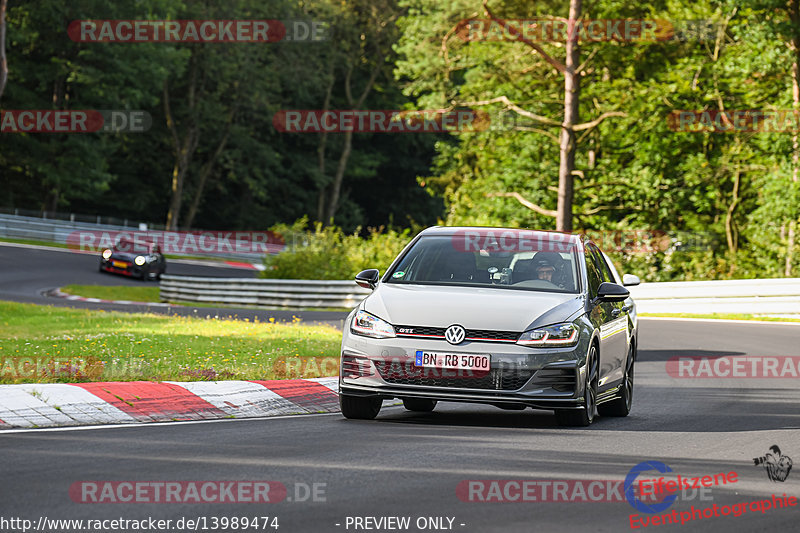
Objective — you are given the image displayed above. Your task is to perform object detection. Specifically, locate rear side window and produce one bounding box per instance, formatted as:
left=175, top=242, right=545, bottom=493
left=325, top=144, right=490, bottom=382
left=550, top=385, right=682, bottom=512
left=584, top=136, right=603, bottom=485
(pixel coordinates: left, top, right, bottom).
left=590, top=247, right=615, bottom=284
left=584, top=246, right=603, bottom=298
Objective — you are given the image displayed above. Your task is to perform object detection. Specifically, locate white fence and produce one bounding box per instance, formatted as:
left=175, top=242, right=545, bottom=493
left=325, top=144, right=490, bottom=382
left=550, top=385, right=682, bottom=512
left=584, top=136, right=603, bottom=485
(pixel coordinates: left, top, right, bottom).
left=160, top=275, right=800, bottom=315
left=160, top=275, right=371, bottom=309
left=629, top=278, right=800, bottom=315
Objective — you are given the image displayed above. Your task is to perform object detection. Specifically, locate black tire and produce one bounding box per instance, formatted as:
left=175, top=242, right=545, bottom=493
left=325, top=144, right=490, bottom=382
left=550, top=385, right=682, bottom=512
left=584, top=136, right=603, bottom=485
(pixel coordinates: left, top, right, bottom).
left=340, top=395, right=382, bottom=420
left=556, top=345, right=598, bottom=427
left=402, top=398, right=437, bottom=412
left=598, top=343, right=634, bottom=417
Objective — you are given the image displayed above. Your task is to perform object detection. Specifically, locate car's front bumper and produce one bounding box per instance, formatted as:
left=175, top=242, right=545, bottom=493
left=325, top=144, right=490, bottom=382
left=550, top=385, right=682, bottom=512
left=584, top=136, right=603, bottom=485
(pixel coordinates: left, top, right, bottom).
left=339, top=331, right=591, bottom=411
left=100, top=259, right=144, bottom=277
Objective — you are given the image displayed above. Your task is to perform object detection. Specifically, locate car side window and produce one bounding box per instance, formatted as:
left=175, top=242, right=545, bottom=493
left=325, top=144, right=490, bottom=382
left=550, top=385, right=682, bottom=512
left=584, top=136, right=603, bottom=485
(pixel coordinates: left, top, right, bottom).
left=591, top=248, right=615, bottom=284
left=584, top=247, right=603, bottom=298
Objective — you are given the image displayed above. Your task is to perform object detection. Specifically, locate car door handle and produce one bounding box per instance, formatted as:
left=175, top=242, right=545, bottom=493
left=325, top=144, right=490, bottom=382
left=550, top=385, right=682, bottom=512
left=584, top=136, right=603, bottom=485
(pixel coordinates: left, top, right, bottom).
left=612, top=306, right=630, bottom=317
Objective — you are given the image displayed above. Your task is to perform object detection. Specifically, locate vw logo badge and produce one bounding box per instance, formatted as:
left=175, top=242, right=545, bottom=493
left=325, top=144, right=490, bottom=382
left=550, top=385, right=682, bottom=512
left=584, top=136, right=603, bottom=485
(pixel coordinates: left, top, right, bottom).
left=445, top=325, right=466, bottom=345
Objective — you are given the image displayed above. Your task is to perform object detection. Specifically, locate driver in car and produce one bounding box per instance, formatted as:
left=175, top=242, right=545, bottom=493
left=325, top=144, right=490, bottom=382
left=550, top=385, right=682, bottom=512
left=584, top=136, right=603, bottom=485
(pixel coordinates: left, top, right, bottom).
left=533, top=253, right=561, bottom=283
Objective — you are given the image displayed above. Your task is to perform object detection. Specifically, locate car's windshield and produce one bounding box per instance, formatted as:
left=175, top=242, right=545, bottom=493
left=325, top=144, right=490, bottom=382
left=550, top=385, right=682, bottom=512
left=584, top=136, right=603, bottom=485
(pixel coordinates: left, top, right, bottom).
left=386, top=234, right=580, bottom=294
left=113, top=239, right=153, bottom=253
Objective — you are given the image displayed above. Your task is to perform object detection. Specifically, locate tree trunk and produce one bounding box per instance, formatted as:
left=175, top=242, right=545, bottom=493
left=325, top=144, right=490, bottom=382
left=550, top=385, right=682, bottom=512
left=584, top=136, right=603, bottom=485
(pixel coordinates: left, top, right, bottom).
left=788, top=0, right=800, bottom=276
left=323, top=58, right=382, bottom=224
left=725, top=166, right=740, bottom=253
left=182, top=123, right=232, bottom=230
left=556, top=0, right=582, bottom=233
left=163, top=56, right=200, bottom=231
left=317, top=66, right=335, bottom=223
left=325, top=129, right=354, bottom=222
left=0, top=0, right=8, bottom=101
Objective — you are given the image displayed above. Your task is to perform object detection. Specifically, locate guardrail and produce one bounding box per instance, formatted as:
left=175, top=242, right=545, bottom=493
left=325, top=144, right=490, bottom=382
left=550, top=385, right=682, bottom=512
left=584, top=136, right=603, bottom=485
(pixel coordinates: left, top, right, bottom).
left=161, top=275, right=800, bottom=315
left=629, top=278, right=800, bottom=315
left=160, top=275, right=371, bottom=309
left=0, top=213, right=270, bottom=263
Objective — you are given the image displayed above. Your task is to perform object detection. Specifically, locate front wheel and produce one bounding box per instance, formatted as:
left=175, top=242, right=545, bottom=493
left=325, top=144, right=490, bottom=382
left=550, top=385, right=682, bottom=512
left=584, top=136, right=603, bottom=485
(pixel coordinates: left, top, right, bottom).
left=556, top=345, right=598, bottom=427
left=599, top=343, right=634, bottom=417
left=340, top=395, right=382, bottom=420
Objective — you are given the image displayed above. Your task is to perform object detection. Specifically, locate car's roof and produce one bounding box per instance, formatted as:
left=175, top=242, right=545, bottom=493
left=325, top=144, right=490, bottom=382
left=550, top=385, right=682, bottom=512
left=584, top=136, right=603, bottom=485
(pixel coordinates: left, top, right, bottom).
left=417, top=225, right=583, bottom=244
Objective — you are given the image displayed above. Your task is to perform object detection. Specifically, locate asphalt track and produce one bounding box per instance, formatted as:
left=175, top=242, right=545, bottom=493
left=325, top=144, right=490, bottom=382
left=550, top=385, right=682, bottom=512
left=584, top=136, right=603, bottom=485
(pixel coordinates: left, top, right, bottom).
left=0, top=242, right=349, bottom=325
left=2, top=320, right=799, bottom=532
left=2, top=242, right=799, bottom=531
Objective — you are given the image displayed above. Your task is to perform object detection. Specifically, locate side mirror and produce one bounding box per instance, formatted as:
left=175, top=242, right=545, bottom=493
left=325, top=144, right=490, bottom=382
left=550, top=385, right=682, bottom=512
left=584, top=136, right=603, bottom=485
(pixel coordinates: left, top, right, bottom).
left=355, top=269, right=380, bottom=290
left=622, top=274, right=641, bottom=287
left=596, top=282, right=630, bottom=303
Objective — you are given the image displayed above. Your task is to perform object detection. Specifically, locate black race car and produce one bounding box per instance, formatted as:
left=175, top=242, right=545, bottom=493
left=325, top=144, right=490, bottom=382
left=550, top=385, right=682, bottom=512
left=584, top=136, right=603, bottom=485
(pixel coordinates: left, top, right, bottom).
left=99, top=238, right=166, bottom=281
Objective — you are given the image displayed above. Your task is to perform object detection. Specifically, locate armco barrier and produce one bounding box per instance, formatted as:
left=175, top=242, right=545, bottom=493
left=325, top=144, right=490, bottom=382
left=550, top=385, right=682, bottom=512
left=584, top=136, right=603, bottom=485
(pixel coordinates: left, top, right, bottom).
left=0, top=213, right=272, bottom=262
left=160, top=275, right=371, bottom=309
left=628, top=278, right=800, bottom=315
left=160, top=275, right=800, bottom=315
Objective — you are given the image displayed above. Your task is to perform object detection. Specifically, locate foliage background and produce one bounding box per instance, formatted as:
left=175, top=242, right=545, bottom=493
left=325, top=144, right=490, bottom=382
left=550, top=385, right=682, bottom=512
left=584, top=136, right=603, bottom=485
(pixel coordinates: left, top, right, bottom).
left=1, top=0, right=799, bottom=280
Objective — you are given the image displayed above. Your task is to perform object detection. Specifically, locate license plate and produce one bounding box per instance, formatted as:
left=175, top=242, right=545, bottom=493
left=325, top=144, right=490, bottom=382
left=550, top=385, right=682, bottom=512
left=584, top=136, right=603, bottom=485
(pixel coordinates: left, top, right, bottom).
left=112, top=261, right=128, bottom=268
left=414, top=350, right=490, bottom=371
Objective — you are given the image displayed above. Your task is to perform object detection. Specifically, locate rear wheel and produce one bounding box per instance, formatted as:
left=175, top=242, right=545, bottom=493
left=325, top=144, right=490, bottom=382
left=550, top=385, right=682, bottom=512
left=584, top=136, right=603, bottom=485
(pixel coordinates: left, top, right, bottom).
left=599, top=343, right=634, bottom=417
left=402, top=398, right=437, bottom=412
left=556, top=345, right=598, bottom=427
left=340, top=395, right=382, bottom=420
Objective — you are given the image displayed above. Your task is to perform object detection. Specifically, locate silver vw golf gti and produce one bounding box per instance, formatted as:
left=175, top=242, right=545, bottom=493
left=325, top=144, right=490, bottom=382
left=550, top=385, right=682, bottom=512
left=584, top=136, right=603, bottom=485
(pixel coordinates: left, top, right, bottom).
left=339, top=227, right=639, bottom=426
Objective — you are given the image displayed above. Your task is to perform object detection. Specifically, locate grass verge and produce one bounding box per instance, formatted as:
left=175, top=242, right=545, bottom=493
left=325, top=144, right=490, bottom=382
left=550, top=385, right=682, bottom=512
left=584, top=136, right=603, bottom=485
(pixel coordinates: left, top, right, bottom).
left=0, top=237, right=69, bottom=249
left=0, top=301, right=342, bottom=384
left=61, top=284, right=161, bottom=302
left=639, top=312, right=800, bottom=323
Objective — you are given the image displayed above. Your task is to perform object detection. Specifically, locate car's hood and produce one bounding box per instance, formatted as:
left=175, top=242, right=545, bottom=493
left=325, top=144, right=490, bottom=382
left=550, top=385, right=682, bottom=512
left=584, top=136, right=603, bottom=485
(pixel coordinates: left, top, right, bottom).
left=363, top=283, right=585, bottom=332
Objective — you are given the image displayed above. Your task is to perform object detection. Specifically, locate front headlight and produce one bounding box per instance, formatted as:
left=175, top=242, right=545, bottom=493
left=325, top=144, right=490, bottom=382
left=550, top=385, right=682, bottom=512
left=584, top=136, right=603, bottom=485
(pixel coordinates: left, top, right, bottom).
left=134, top=256, right=146, bottom=266
left=351, top=310, right=396, bottom=339
left=517, top=323, right=578, bottom=347
left=102, top=249, right=112, bottom=260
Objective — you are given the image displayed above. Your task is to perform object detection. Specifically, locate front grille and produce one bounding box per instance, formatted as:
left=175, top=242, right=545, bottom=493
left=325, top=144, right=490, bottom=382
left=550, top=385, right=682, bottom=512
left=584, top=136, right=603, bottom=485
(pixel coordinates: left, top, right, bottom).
left=375, top=361, right=533, bottom=391
left=395, top=326, right=445, bottom=337
left=395, top=325, right=519, bottom=343
left=464, top=329, right=519, bottom=342
left=529, top=367, right=577, bottom=393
